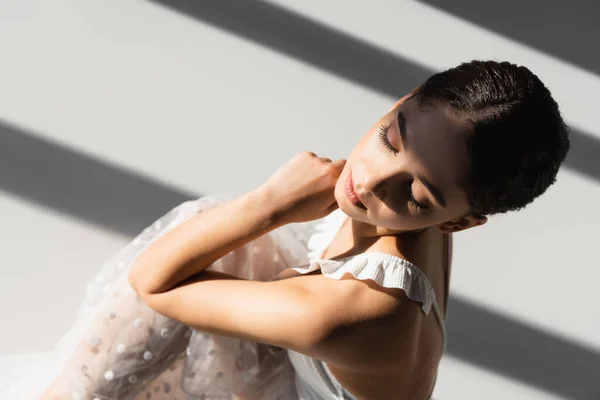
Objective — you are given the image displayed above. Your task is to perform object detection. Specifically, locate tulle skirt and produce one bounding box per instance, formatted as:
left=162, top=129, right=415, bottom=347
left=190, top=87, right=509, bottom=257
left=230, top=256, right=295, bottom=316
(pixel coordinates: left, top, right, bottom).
left=0, top=195, right=320, bottom=400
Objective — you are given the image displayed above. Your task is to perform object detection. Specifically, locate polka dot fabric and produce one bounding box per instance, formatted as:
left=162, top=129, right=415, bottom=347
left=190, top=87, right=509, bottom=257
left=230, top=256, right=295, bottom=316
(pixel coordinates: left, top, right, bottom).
left=10, top=195, right=318, bottom=399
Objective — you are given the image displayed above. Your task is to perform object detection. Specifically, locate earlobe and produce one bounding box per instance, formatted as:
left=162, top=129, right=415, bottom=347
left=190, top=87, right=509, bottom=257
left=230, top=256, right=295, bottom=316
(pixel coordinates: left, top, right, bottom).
left=474, top=215, right=488, bottom=227
left=437, top=214, right=488, bottom=233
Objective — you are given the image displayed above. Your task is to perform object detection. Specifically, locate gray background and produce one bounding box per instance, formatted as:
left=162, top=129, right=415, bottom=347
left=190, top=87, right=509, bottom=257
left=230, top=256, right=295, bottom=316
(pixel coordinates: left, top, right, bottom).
left=1, top=1, right=599, bottom=399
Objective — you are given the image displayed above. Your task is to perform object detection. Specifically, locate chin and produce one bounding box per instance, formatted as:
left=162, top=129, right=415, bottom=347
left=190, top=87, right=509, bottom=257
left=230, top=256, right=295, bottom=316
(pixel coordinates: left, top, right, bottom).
left=334, top=193, right=368, bottom=224
left=336, top=202, right=354, bottom=218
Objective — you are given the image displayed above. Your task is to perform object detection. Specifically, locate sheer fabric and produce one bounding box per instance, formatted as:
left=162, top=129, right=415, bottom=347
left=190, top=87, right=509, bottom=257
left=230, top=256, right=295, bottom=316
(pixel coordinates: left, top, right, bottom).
left=1, top=195, right=318, bottom=400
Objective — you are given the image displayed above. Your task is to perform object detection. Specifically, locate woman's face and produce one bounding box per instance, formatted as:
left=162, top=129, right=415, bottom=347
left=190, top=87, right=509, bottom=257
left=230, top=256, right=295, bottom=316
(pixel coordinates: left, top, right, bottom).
left=334, top=93, right=481, bottom=234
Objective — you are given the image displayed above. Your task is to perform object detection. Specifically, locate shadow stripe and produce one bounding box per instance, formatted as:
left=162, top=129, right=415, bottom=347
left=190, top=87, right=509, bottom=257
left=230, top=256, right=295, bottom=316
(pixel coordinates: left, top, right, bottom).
left=419, top=0, right=600, bottom=77
left=447, top=299, right=600, bottom=399
left=0, top=120, right=195, bottom=236
left=150, top=0, right=600, bottom=183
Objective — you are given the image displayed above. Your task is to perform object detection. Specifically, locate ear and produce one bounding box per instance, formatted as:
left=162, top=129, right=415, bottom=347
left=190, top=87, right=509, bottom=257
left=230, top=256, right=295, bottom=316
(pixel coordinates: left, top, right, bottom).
left=437, top=214, right=488, bottom=233
left=388, top=87, right=420, bottom=112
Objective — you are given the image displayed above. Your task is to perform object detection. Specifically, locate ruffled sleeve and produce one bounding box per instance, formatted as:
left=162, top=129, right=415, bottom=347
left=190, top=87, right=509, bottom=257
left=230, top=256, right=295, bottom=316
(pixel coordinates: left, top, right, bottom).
left=291, top=254, right=437, bottom=314
left=293, top=208, right=443, bottom=320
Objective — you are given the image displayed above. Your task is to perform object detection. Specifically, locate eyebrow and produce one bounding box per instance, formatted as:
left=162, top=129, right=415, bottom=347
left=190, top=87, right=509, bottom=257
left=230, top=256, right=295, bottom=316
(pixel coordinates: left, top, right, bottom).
left=419, top=175, right=447, bottom=208
left=397, top=109, right=447, bottom=208
left=397, top=109, right=407, bottom=150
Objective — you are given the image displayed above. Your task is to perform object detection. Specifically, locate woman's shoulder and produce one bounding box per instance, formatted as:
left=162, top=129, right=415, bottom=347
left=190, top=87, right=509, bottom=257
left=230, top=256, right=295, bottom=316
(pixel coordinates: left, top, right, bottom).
left=283, top=261, right=428, bottom=352
left=290, top=269, right=440, bottom=400
left=307, top=258, right=442, bottom=398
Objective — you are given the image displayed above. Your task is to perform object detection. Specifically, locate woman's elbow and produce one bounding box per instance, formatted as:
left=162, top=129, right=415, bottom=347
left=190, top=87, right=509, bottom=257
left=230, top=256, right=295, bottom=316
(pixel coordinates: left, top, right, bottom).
left=127, top=259, right=147, bottom=296
left=127, top=258, right=172, bottom=299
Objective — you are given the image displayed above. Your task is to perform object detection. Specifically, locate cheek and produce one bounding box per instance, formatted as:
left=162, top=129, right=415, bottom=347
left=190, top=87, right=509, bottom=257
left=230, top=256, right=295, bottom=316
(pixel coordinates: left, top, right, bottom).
left=352, top=125, right=379, bottom=151
left=350, top=130, right=380, bottom=163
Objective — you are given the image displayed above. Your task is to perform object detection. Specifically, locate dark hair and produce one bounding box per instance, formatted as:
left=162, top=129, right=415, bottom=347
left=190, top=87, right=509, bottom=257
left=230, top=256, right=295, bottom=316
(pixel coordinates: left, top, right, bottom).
left=414, top=60, right=570, bottom=216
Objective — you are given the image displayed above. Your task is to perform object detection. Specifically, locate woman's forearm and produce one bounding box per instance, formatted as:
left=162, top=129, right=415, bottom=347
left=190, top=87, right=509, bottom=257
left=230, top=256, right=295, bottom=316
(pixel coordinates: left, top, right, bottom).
left=128, top=189, right=281, bottom=295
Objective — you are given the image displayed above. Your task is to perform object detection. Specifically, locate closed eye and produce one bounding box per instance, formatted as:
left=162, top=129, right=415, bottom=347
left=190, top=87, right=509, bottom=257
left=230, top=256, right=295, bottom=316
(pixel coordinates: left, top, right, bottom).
left=408, top=185, right=429, bottom=214
left=378, top=125, right=398, bottom=156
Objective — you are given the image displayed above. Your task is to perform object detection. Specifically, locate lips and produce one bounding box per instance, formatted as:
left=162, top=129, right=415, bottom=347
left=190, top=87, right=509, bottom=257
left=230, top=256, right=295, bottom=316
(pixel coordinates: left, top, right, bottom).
left=345, top=172, right=366, bottom=210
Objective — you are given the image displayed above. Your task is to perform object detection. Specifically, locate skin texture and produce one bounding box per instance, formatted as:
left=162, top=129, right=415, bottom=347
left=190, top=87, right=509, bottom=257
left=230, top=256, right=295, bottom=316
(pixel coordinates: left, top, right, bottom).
left=334, top=92, right=487, bottom=241
left=41, top=91, right=486, bottom=400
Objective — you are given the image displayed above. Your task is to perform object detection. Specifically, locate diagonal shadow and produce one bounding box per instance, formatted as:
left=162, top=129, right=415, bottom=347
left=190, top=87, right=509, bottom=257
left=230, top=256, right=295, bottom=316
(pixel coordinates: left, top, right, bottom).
left=1, top=1, right=598, bottom=397
left=137, top=1, right=599, bottom=398
left=2, top=119, right=600, bottom=399
left=149, top=0, right=600, bottom=184
left=0, top=120, right=195, bottom=236
left=447, top=300, right=600, bottom=400
left=419, top=0, right=600, bottom=77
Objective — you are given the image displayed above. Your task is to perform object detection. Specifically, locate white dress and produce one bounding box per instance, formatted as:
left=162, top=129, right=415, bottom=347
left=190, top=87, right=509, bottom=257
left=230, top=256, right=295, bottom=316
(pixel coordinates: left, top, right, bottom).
left=0, top=195, right=445, bottom=400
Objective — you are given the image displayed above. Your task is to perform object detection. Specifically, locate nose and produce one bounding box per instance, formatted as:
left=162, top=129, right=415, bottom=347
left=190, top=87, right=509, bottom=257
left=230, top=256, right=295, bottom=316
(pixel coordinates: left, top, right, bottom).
left=354, top=169, right=389, bottom=201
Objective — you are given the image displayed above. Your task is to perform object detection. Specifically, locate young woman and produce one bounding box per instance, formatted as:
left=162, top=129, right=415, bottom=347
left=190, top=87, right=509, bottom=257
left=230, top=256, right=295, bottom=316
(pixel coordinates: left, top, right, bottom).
left=7, top=60, right=570, bottom=399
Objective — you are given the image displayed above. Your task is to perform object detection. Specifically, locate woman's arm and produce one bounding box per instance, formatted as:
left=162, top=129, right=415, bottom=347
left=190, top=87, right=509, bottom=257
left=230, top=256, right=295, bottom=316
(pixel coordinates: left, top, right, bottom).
left=127, top=153, right=354, bottom=355
left=129, top=152, right=344, bottom=296
left=128, top=189, right=280, bottom=295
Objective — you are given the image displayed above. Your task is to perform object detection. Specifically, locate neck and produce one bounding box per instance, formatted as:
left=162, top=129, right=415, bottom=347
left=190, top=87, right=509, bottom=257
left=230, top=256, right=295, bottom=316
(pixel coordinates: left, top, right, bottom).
left=325, top=216, right=429, bottom=260
left=338, top=218, right=425, bottom=259
left=347, top=218, right=439, bottom=264
left=350, top=217, right=427, bottom=240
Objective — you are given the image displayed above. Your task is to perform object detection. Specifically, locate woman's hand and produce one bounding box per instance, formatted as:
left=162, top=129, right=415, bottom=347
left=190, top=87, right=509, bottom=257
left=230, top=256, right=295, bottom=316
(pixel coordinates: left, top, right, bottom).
left=256, top=152, right=346, bottom=225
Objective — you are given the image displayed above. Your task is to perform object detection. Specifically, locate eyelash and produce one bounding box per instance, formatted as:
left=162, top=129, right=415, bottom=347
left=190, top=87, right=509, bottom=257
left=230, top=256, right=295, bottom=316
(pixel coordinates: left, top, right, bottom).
left=378, top=125, right=429, bottom=214
left=408, top=187, right=429, bottom=214
left=378, top=125, right=398, bottom=156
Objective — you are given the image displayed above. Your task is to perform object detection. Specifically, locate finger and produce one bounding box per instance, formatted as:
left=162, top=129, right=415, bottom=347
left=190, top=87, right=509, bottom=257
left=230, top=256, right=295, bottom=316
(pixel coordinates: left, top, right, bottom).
left=319, top=157, right=332, bottom=163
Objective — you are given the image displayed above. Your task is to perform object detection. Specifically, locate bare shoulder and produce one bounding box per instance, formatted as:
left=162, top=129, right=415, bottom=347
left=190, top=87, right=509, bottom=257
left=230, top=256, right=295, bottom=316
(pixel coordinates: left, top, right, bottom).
left=279, top=268, right=437, bottom=365
left=274, top=267, right=443, bottom=398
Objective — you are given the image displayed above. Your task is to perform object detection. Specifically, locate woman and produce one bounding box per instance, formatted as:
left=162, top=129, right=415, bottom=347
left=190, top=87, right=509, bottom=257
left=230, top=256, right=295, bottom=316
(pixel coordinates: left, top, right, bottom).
left=6, top=60, right=569, bottom=399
